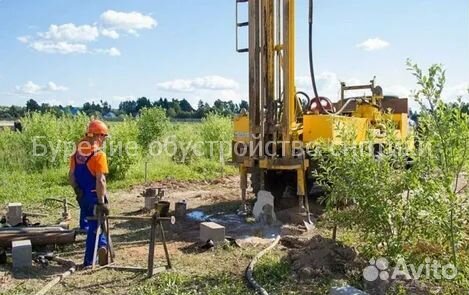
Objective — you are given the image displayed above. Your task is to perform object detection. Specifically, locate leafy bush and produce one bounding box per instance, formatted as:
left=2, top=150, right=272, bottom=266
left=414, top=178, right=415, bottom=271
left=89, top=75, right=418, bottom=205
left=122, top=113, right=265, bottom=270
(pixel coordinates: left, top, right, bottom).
left=105, top=117, right=139, bottom=180
left=312, top=123, right=416, bottom=258
left=314, top=62, right=469, bottom=271
left=407, top=60, right=469, bottom=266
left=17, top=112, right=88, bottom=171
left=0, top=129, right=26, bottom=170
left=137, top=107, right=169, bottom=155
left=199, top=113, right=233, bottom=160
left=171, top=124, right=202, bottom=164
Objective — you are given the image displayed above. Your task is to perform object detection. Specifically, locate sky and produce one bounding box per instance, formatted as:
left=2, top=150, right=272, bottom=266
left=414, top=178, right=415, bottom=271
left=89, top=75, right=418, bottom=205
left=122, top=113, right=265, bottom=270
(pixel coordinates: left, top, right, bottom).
left=0, top=0, right=468, bottom=110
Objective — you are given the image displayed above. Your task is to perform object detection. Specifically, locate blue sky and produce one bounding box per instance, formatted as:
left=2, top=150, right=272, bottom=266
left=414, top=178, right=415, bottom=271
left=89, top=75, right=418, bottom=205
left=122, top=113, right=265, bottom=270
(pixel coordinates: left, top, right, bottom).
left=0, top=0, right=468, bottom=110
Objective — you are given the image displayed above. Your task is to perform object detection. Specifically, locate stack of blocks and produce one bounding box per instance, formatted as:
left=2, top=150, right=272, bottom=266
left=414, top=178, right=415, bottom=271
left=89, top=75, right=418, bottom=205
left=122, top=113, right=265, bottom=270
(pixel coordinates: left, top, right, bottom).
left=7, top=203, right=22, bottom=226
left=200, top=222, right=225, bottom=245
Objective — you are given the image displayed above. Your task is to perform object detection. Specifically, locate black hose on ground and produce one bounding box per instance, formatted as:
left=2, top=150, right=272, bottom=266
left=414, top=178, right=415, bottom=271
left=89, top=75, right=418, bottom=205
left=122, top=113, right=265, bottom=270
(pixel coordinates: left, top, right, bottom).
left=245, top=235, right=281, bottom=295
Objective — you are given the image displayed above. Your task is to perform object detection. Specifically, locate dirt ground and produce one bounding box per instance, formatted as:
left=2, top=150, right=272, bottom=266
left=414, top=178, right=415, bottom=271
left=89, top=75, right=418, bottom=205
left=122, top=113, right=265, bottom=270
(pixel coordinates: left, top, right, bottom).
left=1, top=176, right=304, bottom=295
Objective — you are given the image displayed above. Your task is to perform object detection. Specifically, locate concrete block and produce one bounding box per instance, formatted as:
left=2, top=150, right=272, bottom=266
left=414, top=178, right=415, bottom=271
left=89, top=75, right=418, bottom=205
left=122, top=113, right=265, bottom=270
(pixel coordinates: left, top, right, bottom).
left=253, top=191, right=277, bottom=224
left=12, top=240, right=32, bottom=271
left=330, top=286, right=368, bottom=295
left=200, top=222, right=225, bottom=245
left=144, top=197, right=156, bottom=210
left=7, top=203, right=22, bottom=226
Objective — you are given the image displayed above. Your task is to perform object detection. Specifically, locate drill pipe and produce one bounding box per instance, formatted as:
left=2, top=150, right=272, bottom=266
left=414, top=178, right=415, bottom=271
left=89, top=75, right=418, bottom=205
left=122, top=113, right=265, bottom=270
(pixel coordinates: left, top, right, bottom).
left=0, top=227, right=75, bottom=248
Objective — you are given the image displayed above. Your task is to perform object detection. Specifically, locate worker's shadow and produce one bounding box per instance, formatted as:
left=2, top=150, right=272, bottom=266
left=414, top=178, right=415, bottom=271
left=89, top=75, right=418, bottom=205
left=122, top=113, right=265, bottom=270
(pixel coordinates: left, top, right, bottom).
left=61, top=272, right=145, bottom=291
left=0, top=264, right=69, bottom=280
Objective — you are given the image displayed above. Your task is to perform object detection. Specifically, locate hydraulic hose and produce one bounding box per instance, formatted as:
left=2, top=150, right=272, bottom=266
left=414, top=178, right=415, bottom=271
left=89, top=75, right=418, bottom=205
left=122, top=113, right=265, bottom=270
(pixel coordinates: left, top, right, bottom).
left=245, top=235, right=281, bottom=295
left=306, top=0, right=361, bottom=116
left=308, top=0, right=319, bottom=99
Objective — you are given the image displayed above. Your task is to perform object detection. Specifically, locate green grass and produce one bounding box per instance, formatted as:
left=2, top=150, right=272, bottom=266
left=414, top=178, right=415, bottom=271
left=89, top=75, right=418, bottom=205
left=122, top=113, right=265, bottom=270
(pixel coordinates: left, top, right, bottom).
left=131, top=272, right=252, bottom=295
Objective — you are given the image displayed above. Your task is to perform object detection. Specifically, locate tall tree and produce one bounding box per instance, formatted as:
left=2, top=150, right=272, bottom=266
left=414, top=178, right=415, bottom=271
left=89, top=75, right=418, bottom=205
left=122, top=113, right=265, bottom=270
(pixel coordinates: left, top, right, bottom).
left=26, top=99, right=40, bottom=113
left=179, top=99, right=194, bottom=112
left=119, top=100, right=138, bottom=116
left=136, top=97, right=152, bottom=112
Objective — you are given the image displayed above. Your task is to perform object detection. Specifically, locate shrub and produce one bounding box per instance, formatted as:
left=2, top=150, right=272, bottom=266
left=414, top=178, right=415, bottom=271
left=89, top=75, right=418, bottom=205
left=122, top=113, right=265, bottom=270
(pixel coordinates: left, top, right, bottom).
left=314, top=62, right=469, bottom=271
left=312, top=122, right=416, bottom=258
left=137, top=107, right=169, bottom=155
left=199, top=113, right=233, bottom=160
left=407, top=60, right=469, bottom=266
left=171, top=124, right=202, bottom=164
left=0, top=129, right=26, bottom=170
left=20, top=112, right=88, bottom=171
left=105, top=117, right=139, bottom=180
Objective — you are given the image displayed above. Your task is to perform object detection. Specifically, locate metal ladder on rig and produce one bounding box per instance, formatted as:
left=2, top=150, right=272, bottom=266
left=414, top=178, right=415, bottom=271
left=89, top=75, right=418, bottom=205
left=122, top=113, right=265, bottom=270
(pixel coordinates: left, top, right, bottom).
left=236, top=0, right=249, bottom=53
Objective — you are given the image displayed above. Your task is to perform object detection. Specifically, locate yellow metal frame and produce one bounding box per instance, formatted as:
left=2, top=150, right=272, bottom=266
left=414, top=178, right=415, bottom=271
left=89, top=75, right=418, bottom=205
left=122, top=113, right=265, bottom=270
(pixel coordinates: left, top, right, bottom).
left=233, top=0, right=410, bottom=213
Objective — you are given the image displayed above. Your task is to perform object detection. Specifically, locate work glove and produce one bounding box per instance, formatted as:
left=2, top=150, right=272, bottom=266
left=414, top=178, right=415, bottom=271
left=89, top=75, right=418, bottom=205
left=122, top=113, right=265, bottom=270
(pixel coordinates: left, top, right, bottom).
left=96, top=203, right=110, bottom=216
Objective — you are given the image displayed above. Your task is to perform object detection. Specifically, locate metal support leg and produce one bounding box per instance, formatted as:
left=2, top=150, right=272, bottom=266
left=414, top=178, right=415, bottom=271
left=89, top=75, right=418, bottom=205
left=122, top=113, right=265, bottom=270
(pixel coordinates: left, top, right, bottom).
left=240, top=165, right=248, bottom=213
left=92, top=215, right=102, bottom=269
left=260, top=168, right=265, bottom=190
left=297, top=168, right=306, bottom=213
left=105, top=218, right=115, bottom=263
left=159, top=220, right=172, bottom=270
left=147, top=214, right=157, bottom=277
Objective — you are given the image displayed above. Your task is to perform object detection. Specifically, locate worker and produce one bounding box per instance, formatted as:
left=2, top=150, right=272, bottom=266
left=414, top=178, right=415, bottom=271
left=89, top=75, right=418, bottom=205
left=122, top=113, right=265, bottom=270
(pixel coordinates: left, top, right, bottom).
left=69, top=119, right=110, bottom=266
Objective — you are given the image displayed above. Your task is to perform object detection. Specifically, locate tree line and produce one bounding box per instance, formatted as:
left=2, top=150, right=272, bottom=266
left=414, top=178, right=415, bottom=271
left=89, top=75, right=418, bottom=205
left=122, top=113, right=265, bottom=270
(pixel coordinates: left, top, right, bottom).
left=0, top=97, right=250, bottom=120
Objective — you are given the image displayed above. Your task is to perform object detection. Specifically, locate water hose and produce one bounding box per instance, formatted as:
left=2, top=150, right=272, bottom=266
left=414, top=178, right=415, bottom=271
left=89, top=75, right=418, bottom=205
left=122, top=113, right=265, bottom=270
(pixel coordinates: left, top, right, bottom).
left=245, top=235, right=281, bottom=295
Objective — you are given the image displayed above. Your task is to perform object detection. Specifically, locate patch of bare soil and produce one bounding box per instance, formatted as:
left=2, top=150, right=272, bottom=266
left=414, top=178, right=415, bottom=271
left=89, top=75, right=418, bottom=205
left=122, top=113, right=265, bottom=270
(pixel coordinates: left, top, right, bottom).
left=283, top=235, right=365, bottom=281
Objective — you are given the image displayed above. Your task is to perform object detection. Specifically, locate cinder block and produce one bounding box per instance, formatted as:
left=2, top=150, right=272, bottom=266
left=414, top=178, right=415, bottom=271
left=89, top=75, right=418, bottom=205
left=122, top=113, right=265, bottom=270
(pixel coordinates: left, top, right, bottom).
left=7, top=203, right=22, bottom=226
left=200, top=222, right=225, bottom=245
left=144, top=197, right=156, bottom=210
left=12, top=240, right=32, bottom=271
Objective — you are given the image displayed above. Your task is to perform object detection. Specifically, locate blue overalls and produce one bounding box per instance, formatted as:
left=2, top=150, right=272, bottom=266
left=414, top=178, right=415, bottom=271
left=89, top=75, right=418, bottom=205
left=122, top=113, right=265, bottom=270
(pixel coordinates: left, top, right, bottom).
left=73, top=151, right=107, bottom=266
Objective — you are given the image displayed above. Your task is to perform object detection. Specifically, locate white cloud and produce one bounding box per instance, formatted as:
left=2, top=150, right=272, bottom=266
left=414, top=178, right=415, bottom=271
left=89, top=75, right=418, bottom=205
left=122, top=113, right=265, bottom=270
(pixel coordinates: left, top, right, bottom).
left=107, top=47, right=121, bottom=56
left=110, top=95, right=134, bottom=103
left=16, top=81, right=42, bottom=94
left=29, top=40, right=88, bottom=54
left=38, top=23, right=99, bottom=42
left=157, top=75, right=239, bottom=93
left=100, top=10, right=157, bottom=33
left=16, top=81, right=68, bottom=94
left=446, top=82, right=469, bottom=98
left=17, top=36, right=30, bottom=43
left=356, top=37, right=390, bottom=51
left=101, top=28, right=119, bottom=39
left=46, top=81, right=68, bottom=92
left=18, top=10, right=156, bottom=55
left=95, top=47, right=121, bottom=56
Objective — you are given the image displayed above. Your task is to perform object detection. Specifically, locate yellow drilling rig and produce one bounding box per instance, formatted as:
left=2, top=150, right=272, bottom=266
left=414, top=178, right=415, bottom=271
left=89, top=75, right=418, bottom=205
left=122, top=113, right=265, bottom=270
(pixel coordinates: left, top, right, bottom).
left=231, top=0, right=409, bottom=217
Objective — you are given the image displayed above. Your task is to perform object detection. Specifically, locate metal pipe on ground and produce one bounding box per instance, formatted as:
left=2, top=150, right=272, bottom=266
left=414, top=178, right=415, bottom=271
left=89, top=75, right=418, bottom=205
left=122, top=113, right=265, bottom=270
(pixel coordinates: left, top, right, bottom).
left=0, top=227, right=75, bottom=248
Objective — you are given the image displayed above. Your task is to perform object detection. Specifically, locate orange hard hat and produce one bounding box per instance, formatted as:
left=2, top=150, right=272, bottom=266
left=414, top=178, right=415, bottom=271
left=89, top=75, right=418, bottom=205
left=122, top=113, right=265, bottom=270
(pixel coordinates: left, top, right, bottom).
left=86, top=120, right=109, bottom=136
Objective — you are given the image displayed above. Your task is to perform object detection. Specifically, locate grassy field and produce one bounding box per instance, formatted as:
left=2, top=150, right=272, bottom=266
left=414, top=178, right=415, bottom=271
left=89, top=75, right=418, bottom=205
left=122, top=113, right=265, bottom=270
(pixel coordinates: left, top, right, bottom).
left=0, top=114, right=236, bottom=206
